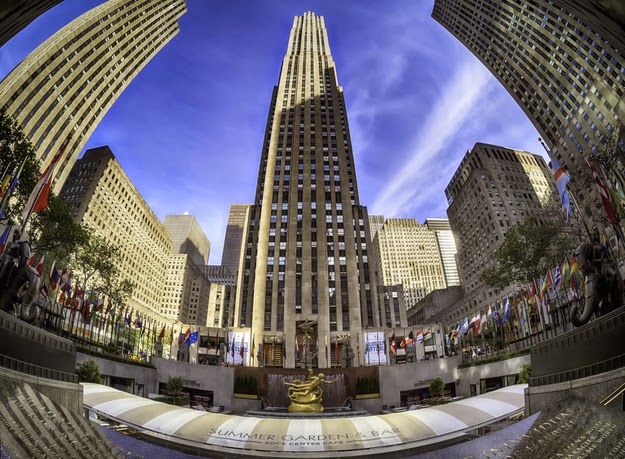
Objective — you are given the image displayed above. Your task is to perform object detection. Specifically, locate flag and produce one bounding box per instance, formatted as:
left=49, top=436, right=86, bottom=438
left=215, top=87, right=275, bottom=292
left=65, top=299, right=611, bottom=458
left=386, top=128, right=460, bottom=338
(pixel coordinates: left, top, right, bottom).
left=59, top=269, right=70, bottom=291
left=549, top=157, right=571, bottom=222
left=416, top=328, right=424, bottom=342
left=251, top=333, right=255, bottom=361
left=96, top=296, right=104, bottom=312
left=22, top=143, right=68, bottom=220
left=390, top=331, right=396, bottom=355
left=405, top=330, right=414, bottom=346
left=472, top=312, right=481, bottom=334
left=105, top=300, right=113, bottom=315
left=40, top=282, right=48, bottom=298
left=458, top=317, right=469, bottom=337
left=0, top=225, right=11, bottom=253
left=540, top=271, right=553, bottom=300
left=183, top=327, right=191, bottom=342
left=487, top=304, right=493, bottom=319
left=554, top=264, right=562, bottom=294
left=586, top=157, right=617, bottom=224
left=503, top=295, right=511, bottom=324
left=239, top=336, right=244, bottom=359
left=562, top=257, right=571, bottom=287
left=480, top=309, right=488, bottom=332
left=32, top=254, right=44, bottom=275
left=49, top=262, right=59, bottom=290
left=424, top=328, right=432, bottom=340
left=189, top=331, right=199, bottom=345
left=159, top=325, right=166, bottom=340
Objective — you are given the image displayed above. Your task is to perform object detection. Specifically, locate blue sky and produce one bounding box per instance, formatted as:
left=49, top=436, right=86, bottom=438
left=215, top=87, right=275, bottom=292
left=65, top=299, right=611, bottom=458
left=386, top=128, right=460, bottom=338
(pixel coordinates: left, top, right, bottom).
left=0, top=0, right=545, bottom=264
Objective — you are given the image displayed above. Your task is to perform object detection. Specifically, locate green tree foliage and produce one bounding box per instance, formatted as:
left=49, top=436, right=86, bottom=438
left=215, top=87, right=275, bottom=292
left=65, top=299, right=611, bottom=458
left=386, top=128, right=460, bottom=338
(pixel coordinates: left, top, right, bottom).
left=481, top=217, right=576, bottom=292
left=428, top=376, right=445, bottom=398
left=77, top=359, right=103, bottom=384
left=517, top=364, right=532, bottom=384
left=0, top=109, right=40, bottom=226
left=29, top=195, right=89, bottom=263
left=68, top=230, right=134, bottom=304
left=164, top=376, right=183, bottom=398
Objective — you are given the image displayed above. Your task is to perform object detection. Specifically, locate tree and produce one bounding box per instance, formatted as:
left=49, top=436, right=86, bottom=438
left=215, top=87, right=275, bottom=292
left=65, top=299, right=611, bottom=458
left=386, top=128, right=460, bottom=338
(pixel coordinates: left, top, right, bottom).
left=77, top=359, right=103, bottom=383
left=481, top=217, right=576, bottom=292
left=429, top=376, right=445, bottom=398
left=28, top=195, right=89, bottom=265
left=0, top=108, right=40, bottom=226
left=517, top=364, right=532, bottom=384
left=163, top=376, right=183, bottom=404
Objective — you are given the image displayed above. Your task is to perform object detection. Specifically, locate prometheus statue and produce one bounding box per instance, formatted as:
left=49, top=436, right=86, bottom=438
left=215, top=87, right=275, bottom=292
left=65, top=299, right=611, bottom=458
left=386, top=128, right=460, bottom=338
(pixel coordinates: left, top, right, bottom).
left=284, top=369, right=335, bottom=412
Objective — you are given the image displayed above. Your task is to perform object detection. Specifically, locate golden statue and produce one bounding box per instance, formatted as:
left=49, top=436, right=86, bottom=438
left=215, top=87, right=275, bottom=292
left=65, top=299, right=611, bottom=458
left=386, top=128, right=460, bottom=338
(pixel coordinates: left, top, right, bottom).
left=284, top=369, right=335, bottom=412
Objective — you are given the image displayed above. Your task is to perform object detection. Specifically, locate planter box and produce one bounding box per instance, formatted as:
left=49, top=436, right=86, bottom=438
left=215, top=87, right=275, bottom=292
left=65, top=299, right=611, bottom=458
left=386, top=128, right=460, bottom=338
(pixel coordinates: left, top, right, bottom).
left=355, top=393, right=380, bottom=399
left=233, top=393, right=258, bottom=399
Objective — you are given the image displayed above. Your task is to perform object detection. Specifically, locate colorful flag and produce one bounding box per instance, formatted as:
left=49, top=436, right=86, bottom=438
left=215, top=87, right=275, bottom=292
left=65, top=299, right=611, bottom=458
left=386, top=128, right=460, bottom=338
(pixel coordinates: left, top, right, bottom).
left=586, top=157, right=617, bottom=224
left=416, top=328, right=424, bottom=342
left=390, top=331, right=396, bottom=355
left=95, top=296, right=104, bottom=312
left=183, top=327, right=191, bottom=342
left=503, top=295, right=511, bottom=324
left=40, top=282, right=48, bottom=298
left=0, top=225, right=11, bottom=253
left=540, top=271, right=553, bottom=300
left=423, top=328, right=432, bottom=340
left=562, top=257, right=571, bottom=287
left=554, top=264, right=562, bottom=294
left=34, top=254, right=45, bottom=275
left=22, top=142, right=68, bottom=220
left=189, top=331, right=199, bottom=345
left=472, top=312, right=481, bottom=334
left=549, top=157, right=571, bottom=222
left=239, top=336, right=244, bottom=359
left=49, top=262, right=59, bottom=290
left=159, top=325, right=166, bottom=341
left=458, top=317, right=469, bottom=337
left=480, top=309, right=488, bottom=332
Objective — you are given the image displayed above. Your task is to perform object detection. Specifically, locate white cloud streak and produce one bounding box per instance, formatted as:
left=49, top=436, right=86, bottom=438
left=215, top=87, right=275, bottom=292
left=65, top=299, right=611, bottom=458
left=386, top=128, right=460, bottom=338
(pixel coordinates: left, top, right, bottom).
left=371, top=57, right=493, bottom=216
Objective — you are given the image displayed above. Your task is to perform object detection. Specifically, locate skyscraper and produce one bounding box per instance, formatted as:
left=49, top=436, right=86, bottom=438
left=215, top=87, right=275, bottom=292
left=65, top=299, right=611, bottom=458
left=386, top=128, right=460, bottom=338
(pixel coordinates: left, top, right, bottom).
left=163, top=214, right=211, bottom=267
left=221, top=204, right=250, bottom=276
left=371, top=218, right=448, bottom=308
left=432, top=0, right=625, bottom=202
left=58, top=146, right=172, bottom=318
left=425, top=218, right=460, bottom=287
left=0, top=0, right=63, bottom=48
left=0, top=0, right=187, bottom=192
left=236, top=12, right=379, bottom=368
left=445, top=142, right=555, bottom=311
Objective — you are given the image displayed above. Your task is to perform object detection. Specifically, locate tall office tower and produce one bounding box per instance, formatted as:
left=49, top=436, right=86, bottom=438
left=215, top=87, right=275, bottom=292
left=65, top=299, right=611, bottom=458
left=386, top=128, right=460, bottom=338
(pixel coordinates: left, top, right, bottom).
left=163, top=215, right=211, bottom=266
left=237, top=12, right=379, bottom=368
left=367, top=214, right=385, bottom=241
left=445, top=142, right=555, bottom=309
left=425, top=218, right=460, bottom=287
left=58, top=146, right=172, bottom=318
left=371, top=218, right=447, bottom=309
left=203, top=265, right=236, bottom=328
left=377, top=285, right=407, bottom=330
left=0, top=0, right=187, bottom=192
left=432, top=0, right=625, bottom=205
left=0, top=0, right=63, bottom=47
left=162, top=254, right=211, bottom=325
left=221, top=204, right=250, bottom=276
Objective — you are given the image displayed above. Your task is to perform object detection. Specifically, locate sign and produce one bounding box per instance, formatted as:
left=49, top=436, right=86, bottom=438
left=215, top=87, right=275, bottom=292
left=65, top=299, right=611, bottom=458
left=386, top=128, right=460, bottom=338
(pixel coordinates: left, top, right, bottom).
left=364, top=332, right=386, bottom=365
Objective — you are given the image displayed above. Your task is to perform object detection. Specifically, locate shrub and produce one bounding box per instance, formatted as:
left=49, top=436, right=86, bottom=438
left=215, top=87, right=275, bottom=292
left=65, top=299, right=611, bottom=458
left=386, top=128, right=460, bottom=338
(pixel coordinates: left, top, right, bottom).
left=517, top=364, right=532, bottom=384
left=77, top=359, right=103, bottom=384
left=429, top=376, right=445, bottom=398
left=163, top=376, right=183, bottom=397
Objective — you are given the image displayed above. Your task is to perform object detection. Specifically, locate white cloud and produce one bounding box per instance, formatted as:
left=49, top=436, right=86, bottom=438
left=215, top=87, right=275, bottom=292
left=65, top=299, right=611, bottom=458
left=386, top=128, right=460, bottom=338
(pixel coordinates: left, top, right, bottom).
left=371, top=58, right=494, bottom=216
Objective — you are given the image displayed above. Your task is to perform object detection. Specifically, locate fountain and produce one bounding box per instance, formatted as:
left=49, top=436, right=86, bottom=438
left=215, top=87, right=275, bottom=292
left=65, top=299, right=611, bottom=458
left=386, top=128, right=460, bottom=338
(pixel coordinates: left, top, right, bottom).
left=247, top=371, right=368, bottom=418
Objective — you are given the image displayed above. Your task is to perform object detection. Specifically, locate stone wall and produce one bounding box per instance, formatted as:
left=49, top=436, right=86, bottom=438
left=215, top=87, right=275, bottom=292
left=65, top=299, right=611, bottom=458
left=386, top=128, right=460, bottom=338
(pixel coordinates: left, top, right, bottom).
left=153, top=357, right=235, bottom=411
left=76, top=353, right=156, bottom=395
left=0, top=366, right=83, bottom=414
left=457, top=354, right=529, bottom=395
left=526, top=366, right=625, bottom=416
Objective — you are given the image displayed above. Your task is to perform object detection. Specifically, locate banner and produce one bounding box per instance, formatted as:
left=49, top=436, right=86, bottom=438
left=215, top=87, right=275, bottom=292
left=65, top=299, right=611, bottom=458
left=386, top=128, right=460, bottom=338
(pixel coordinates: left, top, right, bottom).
left=227, top=331, right=249, bottom=365
left=364, top=332, right=386, bottom=365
